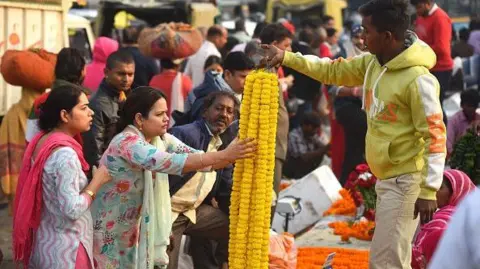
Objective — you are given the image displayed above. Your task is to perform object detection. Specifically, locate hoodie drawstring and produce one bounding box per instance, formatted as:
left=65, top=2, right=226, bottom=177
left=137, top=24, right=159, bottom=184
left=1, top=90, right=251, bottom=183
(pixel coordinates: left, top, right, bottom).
left=362, top=59, right=388, bottom=119
left=370, top=67, right=388, bottom=118
left=362, top=59, right=375, bottom=110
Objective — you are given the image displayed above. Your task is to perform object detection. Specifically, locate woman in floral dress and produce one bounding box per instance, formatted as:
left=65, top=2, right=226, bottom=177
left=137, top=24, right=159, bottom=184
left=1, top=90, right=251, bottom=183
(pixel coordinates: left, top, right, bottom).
left=92, top=86, right=255, bottom=269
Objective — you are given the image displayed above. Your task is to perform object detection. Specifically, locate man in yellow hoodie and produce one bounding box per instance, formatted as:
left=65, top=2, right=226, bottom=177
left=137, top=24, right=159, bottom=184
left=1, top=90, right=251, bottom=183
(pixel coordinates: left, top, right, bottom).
left=262, top=0, right=446, bottom=268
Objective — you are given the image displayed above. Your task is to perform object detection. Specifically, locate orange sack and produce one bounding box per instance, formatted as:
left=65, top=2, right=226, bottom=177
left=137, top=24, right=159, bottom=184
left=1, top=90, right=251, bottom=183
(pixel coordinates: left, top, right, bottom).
left=138, top=22, right=203, bottom=59
left=1, top=49, right=57, bottom=91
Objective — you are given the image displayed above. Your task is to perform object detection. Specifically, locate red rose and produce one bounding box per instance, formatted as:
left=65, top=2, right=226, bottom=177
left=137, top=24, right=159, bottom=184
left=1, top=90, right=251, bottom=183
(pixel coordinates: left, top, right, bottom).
left=356, top=164, right=370, bottom=174
left=364, top=208, right=376, bottom=221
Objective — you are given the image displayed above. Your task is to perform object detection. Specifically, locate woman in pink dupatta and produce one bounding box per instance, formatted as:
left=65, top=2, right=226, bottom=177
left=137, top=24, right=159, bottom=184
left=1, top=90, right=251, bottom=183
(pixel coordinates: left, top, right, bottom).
left=12, top=84, right=111, bottom=269
left=412, top=169, right=477, bottom=269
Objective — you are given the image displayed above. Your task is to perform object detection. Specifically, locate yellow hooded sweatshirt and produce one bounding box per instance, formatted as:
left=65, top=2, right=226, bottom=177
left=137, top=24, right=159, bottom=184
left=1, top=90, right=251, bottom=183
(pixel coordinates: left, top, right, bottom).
left=282, top=32, right=446, bottom=200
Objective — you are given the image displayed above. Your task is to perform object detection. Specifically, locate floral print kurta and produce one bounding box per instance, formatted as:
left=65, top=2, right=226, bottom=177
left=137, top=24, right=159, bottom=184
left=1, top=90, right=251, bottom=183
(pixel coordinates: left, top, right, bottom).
left=91, top=129, right=200, bottom=268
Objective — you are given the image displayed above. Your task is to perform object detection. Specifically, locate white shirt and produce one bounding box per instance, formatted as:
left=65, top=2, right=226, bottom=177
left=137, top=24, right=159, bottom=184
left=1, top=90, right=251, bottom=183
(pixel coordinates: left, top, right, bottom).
left=429, top=188, right=480, bottom=269
left=184, top=40, right=221, bottom=87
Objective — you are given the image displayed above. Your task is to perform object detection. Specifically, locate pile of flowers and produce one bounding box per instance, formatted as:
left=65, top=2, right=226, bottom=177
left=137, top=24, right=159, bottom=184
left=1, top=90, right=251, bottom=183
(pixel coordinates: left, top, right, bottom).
left=323, top=188, right=357, bottom=217
left=344, top=164, right=377, bottom=220
left=297, top=247, right=369, bottom=269
left=329, top=220, right=375, bottom=242
left=228, top=69, right=279, bottom=269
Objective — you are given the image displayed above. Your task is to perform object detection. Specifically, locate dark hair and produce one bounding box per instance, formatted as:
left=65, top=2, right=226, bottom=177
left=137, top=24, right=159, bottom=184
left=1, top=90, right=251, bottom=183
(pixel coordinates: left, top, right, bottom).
left=359, top=0, right=410, bottom=40
left=460, top=89, right=480, bottom=107
left=123, top=25, right=143, bottom=44
left=223, top=51, right=255, bottom=73
left=235, top=19, right=246, bottom=32
left=410, top=0, right=430, bottom=5
left=326, top=28, right=337, bottom=38
left=116, top=86, right=166, bottom=133
left=300, top=19, right=321, bottom=30
left=207, top=25, right=225, bottom=38
left=298, top=29, right=315, bottom=44
left=54, top=48, right=86, bottom=84
left=106, top=48, right=135, bottom=69
left=253, top=22, right=267, bottom=38
left=301, top=112, right=322, bottom=127
left=322, top=15, right=334, bottom=24
left=442, top=176, right=453, bottom=194
left=459, top=28, right=470, bottom=42
left=470, top=17, right=480, bottom=31
left=160, top=59, right=177, bottom=70
left=222, top=36, right=240, bottom=56
left=38, top=84, right=85, bottom=132
left=245, top=40, right=261, bottom=57
left=202, top=91, right=240, bottom=114
left=204, top=55, right=223, bottom=70
left=259, top=23, right=293, bottom=45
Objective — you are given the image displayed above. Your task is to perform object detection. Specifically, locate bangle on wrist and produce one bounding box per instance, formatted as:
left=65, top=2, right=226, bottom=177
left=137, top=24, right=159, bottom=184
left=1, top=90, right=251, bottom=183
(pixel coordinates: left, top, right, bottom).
left=83, top=189, right=96, bottom=201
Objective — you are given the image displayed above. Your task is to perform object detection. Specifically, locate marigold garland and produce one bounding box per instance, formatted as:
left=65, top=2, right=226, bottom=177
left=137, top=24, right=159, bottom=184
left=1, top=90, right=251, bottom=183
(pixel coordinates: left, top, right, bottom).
left=229, top=69, right=279, bottom=269
left=297, top=247, right=369, bottom=269
left=323, top=188, right=357, bottom=217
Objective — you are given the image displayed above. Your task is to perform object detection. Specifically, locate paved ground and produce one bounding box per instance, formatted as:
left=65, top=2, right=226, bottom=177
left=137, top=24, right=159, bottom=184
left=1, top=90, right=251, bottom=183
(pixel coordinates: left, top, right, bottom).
left=0, top=206, right=14, bottom=268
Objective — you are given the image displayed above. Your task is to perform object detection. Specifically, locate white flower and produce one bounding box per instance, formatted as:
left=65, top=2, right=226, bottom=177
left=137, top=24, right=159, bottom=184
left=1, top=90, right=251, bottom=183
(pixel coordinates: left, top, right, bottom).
left=358, top=172, right=372, bottom=181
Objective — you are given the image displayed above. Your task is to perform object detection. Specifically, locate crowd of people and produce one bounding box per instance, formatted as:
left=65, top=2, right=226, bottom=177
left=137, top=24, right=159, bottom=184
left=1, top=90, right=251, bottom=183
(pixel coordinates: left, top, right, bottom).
left=0, top=0, right=479, bottom=268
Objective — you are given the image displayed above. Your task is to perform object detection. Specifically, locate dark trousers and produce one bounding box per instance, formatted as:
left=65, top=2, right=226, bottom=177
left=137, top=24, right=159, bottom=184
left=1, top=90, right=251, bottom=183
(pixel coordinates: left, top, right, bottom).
left=432, top=70, right=452, bottom=126
left=335, top=103, right=367, bottom=185
left=167, top=205, right=228, bottom=269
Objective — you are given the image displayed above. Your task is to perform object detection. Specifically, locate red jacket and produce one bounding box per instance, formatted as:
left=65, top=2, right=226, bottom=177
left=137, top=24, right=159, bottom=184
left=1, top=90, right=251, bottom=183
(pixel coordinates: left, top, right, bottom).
left=415, top=5, right=453, bottom=71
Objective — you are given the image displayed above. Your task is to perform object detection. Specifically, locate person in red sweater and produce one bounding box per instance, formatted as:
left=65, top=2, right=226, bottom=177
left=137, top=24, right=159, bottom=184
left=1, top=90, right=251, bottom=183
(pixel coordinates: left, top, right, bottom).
left=149, top=58, right=193, bottom=125
left=412, top=0, right=453, bottom=124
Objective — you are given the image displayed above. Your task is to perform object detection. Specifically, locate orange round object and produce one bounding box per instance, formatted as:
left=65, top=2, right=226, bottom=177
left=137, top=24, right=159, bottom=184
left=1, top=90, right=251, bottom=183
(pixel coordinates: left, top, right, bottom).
left=9, top=33, right=20, bottom=45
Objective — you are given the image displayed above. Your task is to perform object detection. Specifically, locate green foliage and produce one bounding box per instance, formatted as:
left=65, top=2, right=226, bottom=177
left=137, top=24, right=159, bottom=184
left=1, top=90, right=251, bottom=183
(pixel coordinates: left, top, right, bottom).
left=449, top=128, right=480, bottom=184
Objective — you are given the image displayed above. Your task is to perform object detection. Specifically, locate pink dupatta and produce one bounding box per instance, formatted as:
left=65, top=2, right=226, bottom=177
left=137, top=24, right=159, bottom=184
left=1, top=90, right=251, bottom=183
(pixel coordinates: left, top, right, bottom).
left=412, top=169, right=476, bottom=269
left=12, top=131, right=89, bottom=267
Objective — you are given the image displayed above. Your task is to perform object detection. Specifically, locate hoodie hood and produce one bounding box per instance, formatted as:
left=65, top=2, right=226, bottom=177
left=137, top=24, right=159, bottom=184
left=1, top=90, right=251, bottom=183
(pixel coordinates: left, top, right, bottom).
left=193, top=70, right=233, bottom=100
left=384, top=31, right=437, bottom=71
left=92, top=37, right=119, bottom=63
left=189, top=70, right=233, bottom=121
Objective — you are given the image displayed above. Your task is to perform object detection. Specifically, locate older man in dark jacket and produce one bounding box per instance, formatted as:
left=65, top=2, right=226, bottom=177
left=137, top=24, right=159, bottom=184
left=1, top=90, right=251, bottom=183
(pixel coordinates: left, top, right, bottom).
left=167, top=91, right=239, bottom=269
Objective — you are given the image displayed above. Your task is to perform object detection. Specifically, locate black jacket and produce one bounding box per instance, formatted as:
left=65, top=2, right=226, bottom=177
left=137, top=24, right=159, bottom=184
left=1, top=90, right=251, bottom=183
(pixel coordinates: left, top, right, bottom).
left=83, top=80, right=126, bottom=172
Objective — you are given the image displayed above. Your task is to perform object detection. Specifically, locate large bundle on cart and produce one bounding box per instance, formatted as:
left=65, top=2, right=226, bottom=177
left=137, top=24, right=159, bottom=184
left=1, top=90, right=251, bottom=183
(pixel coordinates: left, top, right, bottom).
left=138, top=22, right=203, bottom=59
left=1, top=49, right=57, bottom=91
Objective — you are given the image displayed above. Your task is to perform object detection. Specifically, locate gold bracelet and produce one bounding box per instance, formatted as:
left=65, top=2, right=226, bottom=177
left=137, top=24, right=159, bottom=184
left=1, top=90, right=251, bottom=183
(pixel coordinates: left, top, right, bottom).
left=84, top=189, right=96, bottom=201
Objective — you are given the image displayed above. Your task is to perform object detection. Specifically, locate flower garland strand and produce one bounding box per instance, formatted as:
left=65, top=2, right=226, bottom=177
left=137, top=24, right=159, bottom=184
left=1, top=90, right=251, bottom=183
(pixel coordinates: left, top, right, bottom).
left=229, top=69, right=279, bottom=269
left=228, top=72, right=254, bottom=268
left=261, top=74, right=279, bottom=268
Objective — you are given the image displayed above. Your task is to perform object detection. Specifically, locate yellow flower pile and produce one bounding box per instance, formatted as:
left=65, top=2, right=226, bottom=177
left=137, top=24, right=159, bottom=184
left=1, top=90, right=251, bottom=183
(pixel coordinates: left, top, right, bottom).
left=229, top=69, right=279, bottom=269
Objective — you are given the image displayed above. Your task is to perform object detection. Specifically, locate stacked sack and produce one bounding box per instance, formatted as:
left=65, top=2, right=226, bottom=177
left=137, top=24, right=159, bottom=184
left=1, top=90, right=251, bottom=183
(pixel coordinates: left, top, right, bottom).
left=138, top=22, right=203, bottom=60
left=1, top=49, right=57, bottom=91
